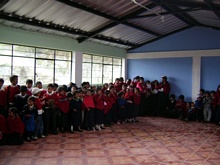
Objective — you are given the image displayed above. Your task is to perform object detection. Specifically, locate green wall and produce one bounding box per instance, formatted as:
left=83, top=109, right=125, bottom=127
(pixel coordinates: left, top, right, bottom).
left=0, top=25, right=126, bottom=58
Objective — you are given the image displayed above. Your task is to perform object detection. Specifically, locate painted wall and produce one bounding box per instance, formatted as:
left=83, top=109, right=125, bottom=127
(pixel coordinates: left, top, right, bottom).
left=201, top=57, right=220, bottom=91
left=129, top=27, right=220, bottom=53
left=127, top=57, right=193, bottom=101
left=0, top=25, right=126, bottom=58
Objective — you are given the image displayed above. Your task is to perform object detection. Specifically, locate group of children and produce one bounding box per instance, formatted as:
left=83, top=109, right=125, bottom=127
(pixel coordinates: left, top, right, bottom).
left=0, top=75, right=219, bottom=146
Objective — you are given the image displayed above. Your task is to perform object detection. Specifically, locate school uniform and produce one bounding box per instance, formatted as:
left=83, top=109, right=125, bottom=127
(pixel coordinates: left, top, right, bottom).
left=14, top=94, right=29, bottom=116
left=195, top=99, right=204, bottom=122
left=39, top=89, right=47, bottom=99
left=0, top=89, right=7, bottom=117
left=114, top=83, right=122, bottom=93
left=22, top=105, right=37, bottom=140
left=5, top=85, right=20, bottom=111
left=167, top=100, right=177, bottom=118
left=203, top=97, right=212, bottom=122
left=43, top=92, right=59, bottom=135
left=103, top=95, right=114, bottom=126
left=133, top=93, right=141, bottom=120
left=125, top=91, right=134, bottom=121
left=6, top=115, right=25, bottom=145
left=57, top=93, right=69, bottom=132
left=117, top=97, right=126, bottom=123
left=110, top=93, right=118, bottom=123
left=0, top=115, right=7, bottom=145
left=27, top=88, right=32, bottom=96
left=175, top=100, right=187, bottom=119
left=69, top=98, right=82, bottom=128
left=83, top=95, right=95, bottom=129
left=136, top=82, right=146, bottom=93
left=33, top=96, right=44, bottom=137
left=93, top=94, right=105, bottom=125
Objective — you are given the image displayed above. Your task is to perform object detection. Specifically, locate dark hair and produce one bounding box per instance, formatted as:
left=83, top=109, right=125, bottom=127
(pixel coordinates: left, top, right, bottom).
left=170, top=94, right=175, bottom=99
left=66, top=92, right=73, bottom=98
left=53, top=83, right=58, bottom=88
left=47, top=83, right=54, bottom=88
left=0, top=78, right=4, bottom=84
left=118, top=91, right=124, bottom=98
left=179, top=95, right=185, bottom=100
left=105, top=90, right=110, bottom=96
left=73, top=91, right=79, bottom=97
left=62, top=85, right=67, bottom=91
left=9, top=107, right=18, bottom=115
left=20, top=85, right=27, bottom=92
left=28, top=96, right=35, bottom=102
left=96, top=87, right=102, bottom=92
left=200, top=89, right=205, bottom=94
left=211, top=90, right=216, bottom=94
left=35, top=81, right=42, bottom=86
left=9, top=75, right=18, bottom=83
left=134, top=87, right=140, bottom=92
left=57, top=87, right=64, bottom=92
left=205, top=91, right=210, bottom=95
left=26, top=79, right=33, bottom=85
left=109, top=85, right=114, bottom=90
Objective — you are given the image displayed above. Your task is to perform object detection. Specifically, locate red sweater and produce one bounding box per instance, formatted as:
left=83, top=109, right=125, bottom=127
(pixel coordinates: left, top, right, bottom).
left=5, top=85, right=20, bottom=103
left=7, top=116, right=24, bottom=135
left=43, top=92, right=59, bottom=107
left=103, top=96, right=114, bottom=114
left=83, top=95, right=95, bottom=109
left=136, top=82, right=146, bottom=93
left=157, top=81, right=171, bottom=94
left=214, top=91, right=220, bottom=107
left=114, top=83, right=122, bottom=93
left=110, top=93, right=117, bottom=104
left=0, top=115, right=7, bottom=134
left=0, top=89, right=6, bottom=108
left=34, top=97, right=43, bottom=110
left=93, top=94, right=105, bottom=110
left=133, top=93, right=141, bottom=105
left=27, top=88, right=32, bottom=96
left=57, top=93, right=69, bottom=113
left=39, top=89, right=47, bottom=98
left=125, top=91, right=134, bottom=103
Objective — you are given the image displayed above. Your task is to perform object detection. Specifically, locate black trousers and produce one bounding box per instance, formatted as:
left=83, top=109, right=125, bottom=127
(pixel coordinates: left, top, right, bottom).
left=85, top=108, right=95, bottom=128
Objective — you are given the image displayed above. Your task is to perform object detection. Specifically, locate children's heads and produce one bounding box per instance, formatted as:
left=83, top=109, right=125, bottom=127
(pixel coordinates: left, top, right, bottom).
left=199, top=89, right=205, bottom=96
left=73, top=91, right=80, bottom=99
left=10, top=75, right=18, bottom=85
left=179, top=95, right=185, bottom=101
left=118, top=91, right=124, bottom=98
left=47, top=83, right=54, bottom=93
left=35, top=81, right=43, bottom=89
left=134, top=87, right=139, bottom=94
left=105, top=90, right=111, bottom=97
left=8, top=107, right=18, bottom=117
left=0, top=78, right=4, bottom=89
left=32, top=88, right=43, bottom=96
left=20, top=85, right=27, bottom=95
left=26, top=79, right=33, bottom=88
left=53, top=83, right=59, bottom=92
left=96, top=87, right=102, bottom=95
left=66, top=92, right=73, bottom=100
left=205, top=91, right=210, bottom=98
left=170, top=94, right=175, bottom=101
left=86, top=89, right=93, bottom=96
left=27, top=96, right=35, bottom=107
left=57, top=87, right=65, bottom=95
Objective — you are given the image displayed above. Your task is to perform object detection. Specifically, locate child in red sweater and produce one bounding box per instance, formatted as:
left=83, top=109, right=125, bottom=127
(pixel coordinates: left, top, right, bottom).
left=6, top=107, right=25, bottom=145
left=0, top=78, right=7, bottom=118
left=125, top=86, right=134, bottom=123
left=104, top=90, right=114, bottom=127
left=83, top=90, right=95, bottom=131
left=133, top=88, right=141, bottom=122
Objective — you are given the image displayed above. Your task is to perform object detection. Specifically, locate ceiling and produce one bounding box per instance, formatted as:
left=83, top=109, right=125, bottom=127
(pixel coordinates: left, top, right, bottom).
left=0, top=0, right=220, bottom=50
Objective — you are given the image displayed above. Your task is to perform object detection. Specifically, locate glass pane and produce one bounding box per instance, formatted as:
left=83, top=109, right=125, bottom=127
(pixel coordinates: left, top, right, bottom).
left=113, top=58, right=122, bottom=65
left=93, top=55, right=103, bottom=63
left=103, top=65, right=112, bottom=83
left=92, top=63, right=102, bottom=84
left=82, top=63, right=91, bottom=82
left=55, top=61, right=71, bottom=84
left=113, top=65, right=121, bottom=81
left=13, top=57, right=35, bottom=85
left=83, top=54, right=92, bottom=62
left=13, top=45, right=35, bottom=57
left=0, top=43, right=12, bottom=56
left=0, top=56, right=11, bottom=85
left=36, top=48, right=54, bottom=59
left=104, top=57, right=112, bottom=64
left=36, top=59, right=54, bottom=84
left=56, top=50, right=71, bottom=60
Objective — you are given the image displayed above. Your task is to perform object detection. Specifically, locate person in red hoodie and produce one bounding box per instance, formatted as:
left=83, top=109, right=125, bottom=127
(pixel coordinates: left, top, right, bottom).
left=57, top=87, right=69, bottom=133
left=214, top=85, right=220, bottom=125
left=93, top=87, right=105, bottom=130
left=6, top=107, right=25, bottom=145
left=133, top=88, right=141, bottom=122
left=103, top=90, right=114, bottom=127
left=43, top=83, right=59, bottom=135
left=0, top=114, right=7, bottom=145
left=125, top=85, right=134, bottom=123
left=5, top=75, right=20, bottom=114
left=83, top=89, right=95, bottom=131
left=0, top=78, right=7, bottom=118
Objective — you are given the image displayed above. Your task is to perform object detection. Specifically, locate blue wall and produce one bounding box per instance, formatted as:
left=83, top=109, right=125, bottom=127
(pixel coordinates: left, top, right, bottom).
left=201, top=57, right=220, bottom=91
left=127, top=57, right=193, bottom=101
left=129, top=27, right=220, bottom=53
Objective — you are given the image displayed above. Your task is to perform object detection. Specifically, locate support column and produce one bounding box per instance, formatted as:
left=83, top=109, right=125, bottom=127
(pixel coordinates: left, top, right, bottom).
left=192, top=56, right=201, bottom=101
left=73, top=51, right=83, bottom=87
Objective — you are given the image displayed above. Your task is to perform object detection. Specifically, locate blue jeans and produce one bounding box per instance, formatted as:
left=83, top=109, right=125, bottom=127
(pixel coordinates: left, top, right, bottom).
left=34, top=115, right=44, bottom=137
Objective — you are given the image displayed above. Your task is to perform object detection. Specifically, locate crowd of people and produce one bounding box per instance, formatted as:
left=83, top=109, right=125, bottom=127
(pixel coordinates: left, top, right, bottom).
left=0, top=75, right=220, bottom=146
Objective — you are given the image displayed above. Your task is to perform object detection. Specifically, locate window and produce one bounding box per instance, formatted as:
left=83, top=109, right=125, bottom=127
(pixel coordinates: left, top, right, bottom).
left=0, top=43, right=72, bottom=85
left=82, top=54, right=122, bottom=85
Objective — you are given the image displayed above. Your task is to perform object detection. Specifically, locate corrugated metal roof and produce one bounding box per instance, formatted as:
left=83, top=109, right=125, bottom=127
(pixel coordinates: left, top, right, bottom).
left=0, top=0, right=220, bottom=50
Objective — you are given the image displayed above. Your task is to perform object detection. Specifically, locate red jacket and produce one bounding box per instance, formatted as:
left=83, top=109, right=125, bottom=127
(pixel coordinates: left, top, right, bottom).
left=57, top=93, right=69, bottom=113
left=114, top=83, right=122, bottom=93
left=125, top=91, right=134, bottom=103
left=7, top=116, right=24, bottom=135
left=103, top=96, right=114, bottom=114
left=27, top=88, right=32, bottom=96
left=136, top=82, right=146, bottom=93
left=34, top=97, right=43, bottom=110
left=157, top=81, right=171, bottom=94
left=93, top=94, right=105, bottom=110
left=175, top=100, right=187, bottom=112
left=83, top=95, right=95, bottom=109
left=214, top=91, right=220, bottom=107
left=39, top=89, right=47, bottom=99
left=110, top=93, right=117, bottom=104
left=0, top=115, right=7, bottom=134
left=0, top=89, right=6, bottom=108
left=5, top=85, right=20, bottom=103
left=133, top=93, right=141, bottom=105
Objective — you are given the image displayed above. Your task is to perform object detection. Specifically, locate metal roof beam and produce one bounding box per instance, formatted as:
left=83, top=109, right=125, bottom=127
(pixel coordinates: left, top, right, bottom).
left=204, top=0, right=220, bottom=20
left=0, top=12, right=137, bottom=47
left=57, top=0, right=160, bottom=44
left=128, top=7, right=203, bottom=19
left=0, top=0, right=9, bottom=10
left=128, top=26, right=191, bottom=50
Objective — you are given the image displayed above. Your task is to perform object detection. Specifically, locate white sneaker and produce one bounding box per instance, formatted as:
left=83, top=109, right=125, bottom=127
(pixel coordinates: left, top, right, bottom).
left=32, top=136, right=38, bottom=140
left=41, top=135, right=45, bottom=138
